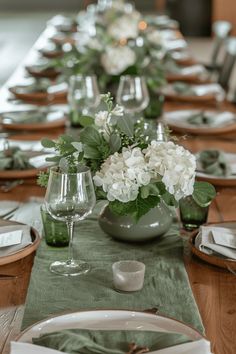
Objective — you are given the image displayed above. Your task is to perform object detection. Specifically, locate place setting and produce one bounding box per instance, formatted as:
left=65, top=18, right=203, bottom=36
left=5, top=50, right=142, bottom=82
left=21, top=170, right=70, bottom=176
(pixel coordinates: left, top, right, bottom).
left=38, top=42, right=64, bottom=59
left=8, top=78, right=68, bottom=103
left=25, top=59, right=62, bottom=79
left=0, top=107, right=67, bottom=131
left=161, top=82, right=225, bottom=103
left=195, top=148, right=236, bottom=186
left=0, top=139, right=54, bottom=179
left=190, top=222, right=236, bottom=271
left=163, top=109, right=236, bottom=135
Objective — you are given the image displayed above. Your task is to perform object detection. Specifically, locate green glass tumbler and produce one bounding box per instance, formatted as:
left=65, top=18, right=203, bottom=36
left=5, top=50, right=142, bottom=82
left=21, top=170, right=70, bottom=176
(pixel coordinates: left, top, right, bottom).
left=179, top=196, right=209, bottom=231
left=40, top=205, right=69, bottom=247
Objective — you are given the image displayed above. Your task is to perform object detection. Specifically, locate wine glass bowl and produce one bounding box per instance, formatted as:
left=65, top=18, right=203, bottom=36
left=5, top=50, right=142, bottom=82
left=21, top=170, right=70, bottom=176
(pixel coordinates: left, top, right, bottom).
left=117, top=75, right=150, bottom=115
left=44, top=166, right=96, bottom=276
left=67, top=75, right=100, bottom=126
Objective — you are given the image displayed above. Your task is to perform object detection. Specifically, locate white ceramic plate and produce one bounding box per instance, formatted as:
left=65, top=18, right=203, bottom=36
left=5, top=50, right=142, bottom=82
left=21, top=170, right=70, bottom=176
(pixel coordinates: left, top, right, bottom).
left=18, top=310, right=203, bottom=344
left=163, top=110, right=236, bottom=134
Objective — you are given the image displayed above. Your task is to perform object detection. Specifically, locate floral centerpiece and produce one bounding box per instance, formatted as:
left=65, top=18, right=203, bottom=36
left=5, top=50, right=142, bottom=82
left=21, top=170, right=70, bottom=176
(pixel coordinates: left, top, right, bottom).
left=39, top=93, right=216, bottom=226
left=48, top=2, right=183, bottom=118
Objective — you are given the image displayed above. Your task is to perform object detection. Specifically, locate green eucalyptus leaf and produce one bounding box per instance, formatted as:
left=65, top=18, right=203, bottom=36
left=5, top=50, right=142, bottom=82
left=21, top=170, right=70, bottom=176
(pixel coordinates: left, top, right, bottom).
left=192, top=181, right=216, bottom=207
left=117, top=116, right=134, bottom=137
left=59, top=135, right=74, bottom=143
left=83, top=145, right=101, bottom=159
left=78, top=115, right=94, bottom=127
left=109, top=133, right=121, bottom=153
left=45, top=156, right=61, bottom=163
left=80, top=126, right=103, bottom=147
left=41, top=138, right=56, bottom=148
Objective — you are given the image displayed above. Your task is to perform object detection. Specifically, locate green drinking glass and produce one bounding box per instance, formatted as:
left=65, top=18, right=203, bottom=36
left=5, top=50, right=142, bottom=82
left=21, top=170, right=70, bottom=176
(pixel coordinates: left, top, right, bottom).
left=40, top=205, right=69, bottom=247
left=179, top=196, right=209, bottom=231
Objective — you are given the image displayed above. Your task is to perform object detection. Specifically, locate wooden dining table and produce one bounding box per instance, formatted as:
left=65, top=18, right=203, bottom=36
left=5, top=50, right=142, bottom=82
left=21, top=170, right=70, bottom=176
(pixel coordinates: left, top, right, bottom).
left=0, top=23, right=236, bottom=354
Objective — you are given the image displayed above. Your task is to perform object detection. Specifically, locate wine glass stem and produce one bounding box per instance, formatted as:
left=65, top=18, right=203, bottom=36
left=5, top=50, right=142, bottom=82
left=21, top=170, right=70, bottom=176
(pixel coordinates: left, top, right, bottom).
left=66, top=221, right=74, bottom=265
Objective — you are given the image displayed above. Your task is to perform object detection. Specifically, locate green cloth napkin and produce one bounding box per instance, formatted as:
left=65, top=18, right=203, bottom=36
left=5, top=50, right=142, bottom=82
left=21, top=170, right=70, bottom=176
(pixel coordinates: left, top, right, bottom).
left=164, top=59, right=181, bottom=74
left=0, top=147, right=32, bottom=170
left=198, top=149, right=230, bottom=176
left=5, top=111, right=47, bottom=124
left=19, top=78, right=51, bottom=93
left=32, top=329, right=191, bottom=354
left=22, top=203, right=204, bottom=334
left=172, top=82, right=195, bottom=95
left=187, top=112, right=214, bottom=126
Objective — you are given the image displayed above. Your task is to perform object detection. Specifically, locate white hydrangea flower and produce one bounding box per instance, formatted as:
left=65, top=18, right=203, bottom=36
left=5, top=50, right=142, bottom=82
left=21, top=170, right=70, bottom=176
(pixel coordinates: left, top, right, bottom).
left=93, top=147, right=150, bottom=203
left=144, top=141, right=196, bottom=201
left=101, top=46, right=136, bottom=75
left=107, top=13, right=140, bottom=40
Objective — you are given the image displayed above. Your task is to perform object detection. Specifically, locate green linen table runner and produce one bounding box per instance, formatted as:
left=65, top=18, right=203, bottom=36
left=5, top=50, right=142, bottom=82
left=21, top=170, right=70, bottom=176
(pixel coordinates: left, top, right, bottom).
left=22, top=202, right=204, bottom=334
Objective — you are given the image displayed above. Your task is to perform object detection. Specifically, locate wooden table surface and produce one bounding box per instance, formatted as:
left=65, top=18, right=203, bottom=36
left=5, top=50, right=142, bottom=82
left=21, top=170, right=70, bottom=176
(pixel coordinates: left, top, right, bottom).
left=0, top=25, right=236, bottom=354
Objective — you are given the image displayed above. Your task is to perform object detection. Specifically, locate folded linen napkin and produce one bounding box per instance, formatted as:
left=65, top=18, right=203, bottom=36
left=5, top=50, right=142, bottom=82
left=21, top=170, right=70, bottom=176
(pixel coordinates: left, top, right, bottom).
left=0, top=147, right=33, bottom=171
left=10, top=339, right=212, bottom=354
left=195, top=226, right=236, bottom=260
left=3, top=111, right=47, bottom=124
left=0, top=224, right=32, bottom=257
left=180, top=65, right=206, bottom=76
left=187, top=111, right=235, bottom=127
left=172, top=82, right=194, bottom=95
left=193, top=83, right=223, bottom=96
left=198, top=149, right=230, bottom=177
left=187, top=112, right=214, bottom=126
left=32, top=329, right=192, bottom=354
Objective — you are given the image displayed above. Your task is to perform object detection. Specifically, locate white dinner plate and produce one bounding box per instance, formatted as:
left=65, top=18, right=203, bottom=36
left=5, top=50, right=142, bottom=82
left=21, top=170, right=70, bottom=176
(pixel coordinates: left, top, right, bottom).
left=163, top=110, right=236, bottom=135
left=18, top=310, right=203, bottom=344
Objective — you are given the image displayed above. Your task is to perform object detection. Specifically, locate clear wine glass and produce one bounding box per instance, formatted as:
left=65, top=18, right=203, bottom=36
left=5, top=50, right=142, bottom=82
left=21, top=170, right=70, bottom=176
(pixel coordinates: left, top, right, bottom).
left=67, top=75, right=100, bottom=126
left=116, top=76, right=150, bottom=118
left=44, top=166, right=96, bottom=276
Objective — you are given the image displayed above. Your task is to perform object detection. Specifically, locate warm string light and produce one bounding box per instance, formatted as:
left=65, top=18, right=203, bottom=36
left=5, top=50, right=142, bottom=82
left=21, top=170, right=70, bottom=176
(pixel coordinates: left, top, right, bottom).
left=119, top=38, right=128, bottom=46
left=138, top=20, right=147, bottom=31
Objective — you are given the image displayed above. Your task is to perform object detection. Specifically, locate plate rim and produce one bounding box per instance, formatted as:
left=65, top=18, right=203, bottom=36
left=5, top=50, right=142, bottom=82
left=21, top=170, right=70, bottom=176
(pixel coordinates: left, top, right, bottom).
left=17, top=308, right=205, bottom=342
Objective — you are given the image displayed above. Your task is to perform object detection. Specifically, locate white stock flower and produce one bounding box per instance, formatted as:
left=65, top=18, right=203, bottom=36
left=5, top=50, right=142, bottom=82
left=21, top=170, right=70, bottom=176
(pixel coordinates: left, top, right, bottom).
left=144, top=141, right=196, bottom=201
left=107, top=14, right=140, bottom=40
left=93, top=147, right=150, bottom=203
left=94, top=111, right=109, bottom=128
left=112, top=104, right=124, bottom=117
left=101, top=46, right=136, bottom=75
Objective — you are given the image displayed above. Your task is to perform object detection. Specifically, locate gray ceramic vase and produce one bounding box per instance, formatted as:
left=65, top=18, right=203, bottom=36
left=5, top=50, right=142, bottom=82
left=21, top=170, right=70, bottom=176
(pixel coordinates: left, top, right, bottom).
left=99, top=202, right=173, bottom=242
